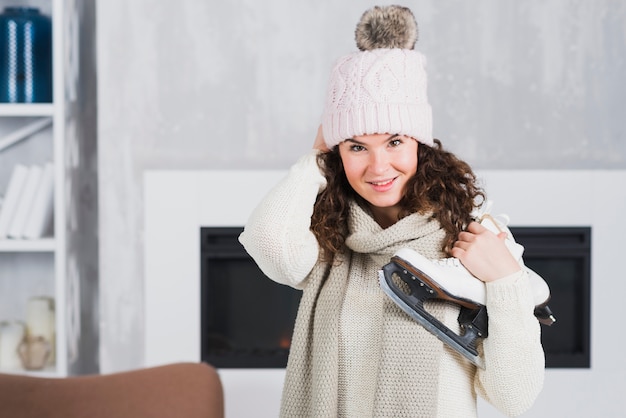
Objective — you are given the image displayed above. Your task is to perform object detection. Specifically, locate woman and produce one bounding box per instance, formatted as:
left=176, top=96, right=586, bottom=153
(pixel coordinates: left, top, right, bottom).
left=239, top=5, right=544, bottom=417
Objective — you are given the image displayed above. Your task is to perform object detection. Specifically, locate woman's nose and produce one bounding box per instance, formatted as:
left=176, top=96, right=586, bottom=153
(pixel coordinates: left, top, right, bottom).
left=369, top=150, right=389, bottom=174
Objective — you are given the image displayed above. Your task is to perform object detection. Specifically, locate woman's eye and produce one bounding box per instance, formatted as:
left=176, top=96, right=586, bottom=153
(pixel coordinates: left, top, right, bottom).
left=350, top=144, right=365, bottom=152
left=389, top=138, right=402, bottom=147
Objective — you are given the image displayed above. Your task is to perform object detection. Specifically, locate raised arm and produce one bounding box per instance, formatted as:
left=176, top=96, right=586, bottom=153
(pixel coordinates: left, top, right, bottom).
left=239, top=150, right=327, bottom=289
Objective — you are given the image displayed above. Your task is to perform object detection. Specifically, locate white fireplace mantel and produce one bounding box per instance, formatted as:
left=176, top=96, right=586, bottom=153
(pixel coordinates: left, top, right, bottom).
left=144, top=169, right=626, bottom=418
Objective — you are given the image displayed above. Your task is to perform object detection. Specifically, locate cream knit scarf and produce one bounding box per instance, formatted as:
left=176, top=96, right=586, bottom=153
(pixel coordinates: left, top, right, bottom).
left=280, top=202, right=449, bottom=418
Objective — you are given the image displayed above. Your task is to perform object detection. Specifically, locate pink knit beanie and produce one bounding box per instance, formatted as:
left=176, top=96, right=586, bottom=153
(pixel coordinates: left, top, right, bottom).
left=321, top=5, right=433, bottom=148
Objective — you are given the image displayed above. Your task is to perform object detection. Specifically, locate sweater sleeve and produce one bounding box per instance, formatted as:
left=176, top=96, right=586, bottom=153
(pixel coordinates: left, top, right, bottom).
left=474, top=268, right=545, bottom=417
left=238, top=151, right=326, bottom=289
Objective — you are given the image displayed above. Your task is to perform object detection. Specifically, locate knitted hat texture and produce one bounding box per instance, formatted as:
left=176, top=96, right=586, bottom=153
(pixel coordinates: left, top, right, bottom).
left=321, top=5, right=433, bottom=148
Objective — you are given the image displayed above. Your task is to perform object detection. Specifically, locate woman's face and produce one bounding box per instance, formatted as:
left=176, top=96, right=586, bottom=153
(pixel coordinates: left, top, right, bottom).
left=338, top=133, right=418, bottom=227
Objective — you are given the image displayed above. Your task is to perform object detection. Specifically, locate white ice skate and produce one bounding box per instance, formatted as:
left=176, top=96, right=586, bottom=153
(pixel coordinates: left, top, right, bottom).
left=378, top=201, right=556, bottom=369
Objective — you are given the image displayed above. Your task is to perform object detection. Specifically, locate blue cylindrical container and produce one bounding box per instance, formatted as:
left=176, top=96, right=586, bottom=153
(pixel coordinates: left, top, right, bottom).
left=0, top=7, right=52, bottom=103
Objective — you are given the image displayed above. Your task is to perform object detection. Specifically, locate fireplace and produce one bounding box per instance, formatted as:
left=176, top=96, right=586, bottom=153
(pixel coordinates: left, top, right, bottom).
left=199, top=225, right=591, bottom=369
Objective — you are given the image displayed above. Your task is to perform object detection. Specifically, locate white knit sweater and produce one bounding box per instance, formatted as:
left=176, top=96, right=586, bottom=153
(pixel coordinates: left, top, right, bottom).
left=239, top=151, right=545, bottom=417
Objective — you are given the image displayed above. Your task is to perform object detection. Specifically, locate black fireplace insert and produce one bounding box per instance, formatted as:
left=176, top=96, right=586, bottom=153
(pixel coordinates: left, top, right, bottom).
left=200, top=227, right=301, bottom=368
left=201, top=226, right=591, bottom=368
left=509, top=226, right=591, bottom=368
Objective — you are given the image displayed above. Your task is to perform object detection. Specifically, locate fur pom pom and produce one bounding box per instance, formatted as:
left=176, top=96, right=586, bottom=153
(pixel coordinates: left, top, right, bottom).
left=355, top=5, right=418, bottom=51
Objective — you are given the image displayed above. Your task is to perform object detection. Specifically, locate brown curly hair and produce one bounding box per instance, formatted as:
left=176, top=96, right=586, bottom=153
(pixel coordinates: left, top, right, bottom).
left=311, top=139, right=485, bottom=262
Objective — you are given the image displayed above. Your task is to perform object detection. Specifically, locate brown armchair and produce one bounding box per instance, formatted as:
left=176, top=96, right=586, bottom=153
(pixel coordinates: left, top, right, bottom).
left=0, top=362, right=224, bottom=418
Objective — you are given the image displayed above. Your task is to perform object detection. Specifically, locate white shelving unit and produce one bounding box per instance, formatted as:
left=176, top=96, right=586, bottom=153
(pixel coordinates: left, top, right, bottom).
left=0, top=104, right=54, bottom=116
left=0, top=0, right=98, bottom=377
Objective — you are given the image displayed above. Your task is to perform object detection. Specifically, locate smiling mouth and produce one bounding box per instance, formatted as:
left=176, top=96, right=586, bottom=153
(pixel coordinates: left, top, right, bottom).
left=368, top=178, right=396, bottom=186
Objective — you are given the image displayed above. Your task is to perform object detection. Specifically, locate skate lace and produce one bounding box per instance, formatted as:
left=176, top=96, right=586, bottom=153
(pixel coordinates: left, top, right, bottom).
left=470, top=200, right=493, bottom=221
left=471, top=200, right=510, bottom=226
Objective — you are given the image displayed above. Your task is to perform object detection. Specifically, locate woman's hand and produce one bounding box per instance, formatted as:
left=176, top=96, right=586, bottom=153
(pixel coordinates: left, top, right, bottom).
left=449, top=221, right=521, bottom=282
left=313, top=124, right=330, bottom=152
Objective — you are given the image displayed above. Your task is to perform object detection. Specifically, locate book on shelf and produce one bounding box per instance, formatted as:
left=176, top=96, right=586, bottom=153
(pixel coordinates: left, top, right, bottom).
left=0, top=164, right=29, bottom=239
left=0, top=163, right=55, bottom=240
left=7, top=165, right=43, bottom=239
left=23, top=162, right=55, bottom=239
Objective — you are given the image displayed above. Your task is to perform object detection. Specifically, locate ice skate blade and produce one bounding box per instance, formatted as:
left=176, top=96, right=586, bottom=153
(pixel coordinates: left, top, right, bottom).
left=378, top=268, right=485, bottom=369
